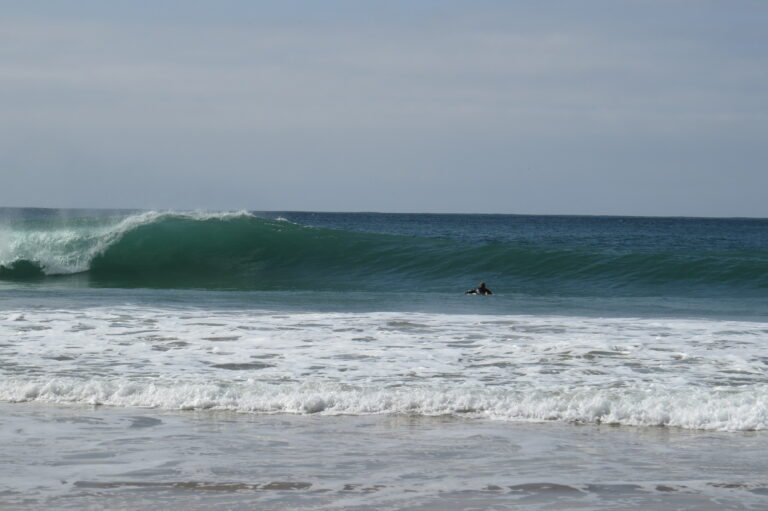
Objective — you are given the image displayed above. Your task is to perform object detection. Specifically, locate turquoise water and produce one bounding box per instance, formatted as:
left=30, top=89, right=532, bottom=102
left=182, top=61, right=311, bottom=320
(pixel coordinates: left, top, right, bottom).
left=1, top=208, right=766, bottom=318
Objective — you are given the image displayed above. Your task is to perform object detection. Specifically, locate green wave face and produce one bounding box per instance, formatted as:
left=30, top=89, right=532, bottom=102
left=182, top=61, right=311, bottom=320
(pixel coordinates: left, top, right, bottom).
left=0, top=259, right=46, bottom=280
left=0, top=211, right=766, bottom=295
left=88, top=214, right=413, bottom=290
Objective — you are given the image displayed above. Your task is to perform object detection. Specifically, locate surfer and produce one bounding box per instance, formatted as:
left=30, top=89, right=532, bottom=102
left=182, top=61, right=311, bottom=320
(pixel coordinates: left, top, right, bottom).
left=465, top=282, right=492, bottom=295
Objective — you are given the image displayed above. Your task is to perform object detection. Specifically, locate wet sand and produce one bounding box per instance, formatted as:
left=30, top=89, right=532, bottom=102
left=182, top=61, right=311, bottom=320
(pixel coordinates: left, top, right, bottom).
left=2, top=402, right=767, bottom=510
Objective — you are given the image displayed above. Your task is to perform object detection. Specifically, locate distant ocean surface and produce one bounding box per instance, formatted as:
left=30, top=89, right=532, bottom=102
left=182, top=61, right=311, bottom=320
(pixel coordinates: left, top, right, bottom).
left=2, top=208, right=767, bottom=509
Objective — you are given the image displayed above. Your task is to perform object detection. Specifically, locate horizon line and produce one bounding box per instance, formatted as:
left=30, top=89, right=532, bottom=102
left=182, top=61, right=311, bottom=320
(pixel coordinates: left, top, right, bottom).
left=0, top=205, right=766, bottom=221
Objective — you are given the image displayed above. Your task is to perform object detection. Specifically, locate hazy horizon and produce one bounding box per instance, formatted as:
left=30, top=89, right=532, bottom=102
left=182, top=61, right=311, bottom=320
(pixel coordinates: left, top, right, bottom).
left=1, top=1, right=767, bottom=217
left=2, top=205, right=767, bottom=221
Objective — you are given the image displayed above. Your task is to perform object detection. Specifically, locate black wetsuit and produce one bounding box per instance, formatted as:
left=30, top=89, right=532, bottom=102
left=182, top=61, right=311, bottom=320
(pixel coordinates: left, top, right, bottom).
left=465, top=286, right=492, bottom=295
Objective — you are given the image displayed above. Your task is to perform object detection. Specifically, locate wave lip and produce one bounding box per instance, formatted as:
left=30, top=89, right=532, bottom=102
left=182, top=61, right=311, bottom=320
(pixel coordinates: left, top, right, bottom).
left=5, top=378, right=767, bottom=432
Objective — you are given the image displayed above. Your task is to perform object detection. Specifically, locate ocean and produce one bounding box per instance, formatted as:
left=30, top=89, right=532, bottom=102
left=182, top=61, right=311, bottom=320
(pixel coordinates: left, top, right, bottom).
left=1, top=208, right=767, bottom=510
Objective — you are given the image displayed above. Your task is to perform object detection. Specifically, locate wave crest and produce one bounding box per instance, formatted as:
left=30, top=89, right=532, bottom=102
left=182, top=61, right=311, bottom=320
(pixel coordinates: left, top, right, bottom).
left=5, top=377, right=767, bottom=432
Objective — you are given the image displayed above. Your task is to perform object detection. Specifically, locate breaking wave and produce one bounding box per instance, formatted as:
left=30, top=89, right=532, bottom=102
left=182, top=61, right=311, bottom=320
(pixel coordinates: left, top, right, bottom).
left=3, top=377, right=767, bottom=431
left=0, top=210, right=765, bottom=294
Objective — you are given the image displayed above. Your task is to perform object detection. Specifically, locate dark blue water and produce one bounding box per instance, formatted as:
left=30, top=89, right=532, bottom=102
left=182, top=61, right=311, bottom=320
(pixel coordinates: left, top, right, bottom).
left=260, top=211, right=768, bottom=252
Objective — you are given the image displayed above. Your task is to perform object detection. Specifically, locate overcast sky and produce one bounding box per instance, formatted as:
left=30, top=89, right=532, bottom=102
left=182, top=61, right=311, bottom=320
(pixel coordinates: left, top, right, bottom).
left=1, top=0, right=766, bottom=216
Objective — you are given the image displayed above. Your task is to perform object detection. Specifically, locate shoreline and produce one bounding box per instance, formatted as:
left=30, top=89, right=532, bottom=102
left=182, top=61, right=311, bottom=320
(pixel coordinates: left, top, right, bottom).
left=3, top=401, right=767, bottom=510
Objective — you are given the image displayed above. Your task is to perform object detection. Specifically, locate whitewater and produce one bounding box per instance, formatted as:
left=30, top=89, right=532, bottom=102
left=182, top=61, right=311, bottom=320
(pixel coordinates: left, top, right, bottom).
left=2, top=306, right=767, bottom=431
left=1, top=208, right=767, bottom=509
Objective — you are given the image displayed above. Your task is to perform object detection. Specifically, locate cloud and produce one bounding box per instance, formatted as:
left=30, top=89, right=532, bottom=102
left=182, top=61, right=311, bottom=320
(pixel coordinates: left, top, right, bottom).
left=0, top=3, right=766, bottom=215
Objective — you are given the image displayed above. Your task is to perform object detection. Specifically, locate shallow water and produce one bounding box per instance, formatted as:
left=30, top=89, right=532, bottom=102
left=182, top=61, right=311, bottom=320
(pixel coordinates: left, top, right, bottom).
left=2, top=402, right=767, bottom=510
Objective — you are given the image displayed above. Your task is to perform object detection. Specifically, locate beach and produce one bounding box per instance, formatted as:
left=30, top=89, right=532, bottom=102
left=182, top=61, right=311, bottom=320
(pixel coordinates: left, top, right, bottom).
left=4, top=1, right=768, bottom=507
left=4, top=402, right=768, bottom=510
left=1, top=209, right=767, bottom=509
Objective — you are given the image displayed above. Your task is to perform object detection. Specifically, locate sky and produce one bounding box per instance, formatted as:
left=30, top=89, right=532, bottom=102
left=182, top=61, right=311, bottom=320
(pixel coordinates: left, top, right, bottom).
left=1, top=0, right=767, bottom=216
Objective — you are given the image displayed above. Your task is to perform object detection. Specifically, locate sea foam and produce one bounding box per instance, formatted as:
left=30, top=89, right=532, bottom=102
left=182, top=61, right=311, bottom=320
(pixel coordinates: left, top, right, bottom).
left=3, top=377, right=766, bottom=431
left=2, top=306, right=767, bottom=431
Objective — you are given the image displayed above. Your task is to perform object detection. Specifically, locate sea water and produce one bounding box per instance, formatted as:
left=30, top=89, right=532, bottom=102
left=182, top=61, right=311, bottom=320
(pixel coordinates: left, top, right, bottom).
left=1, top=209, right=767, bottom=509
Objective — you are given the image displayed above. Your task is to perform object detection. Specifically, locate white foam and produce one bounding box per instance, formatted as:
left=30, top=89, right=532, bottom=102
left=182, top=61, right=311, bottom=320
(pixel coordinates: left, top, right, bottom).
left=1, top=306, right=767, bottom=431
left=2, top=377, right=766, bottom=431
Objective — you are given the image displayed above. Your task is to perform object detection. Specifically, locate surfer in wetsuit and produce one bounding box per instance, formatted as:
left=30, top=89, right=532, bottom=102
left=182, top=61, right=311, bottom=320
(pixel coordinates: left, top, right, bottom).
left=465, top=282, right=492, bottom=295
